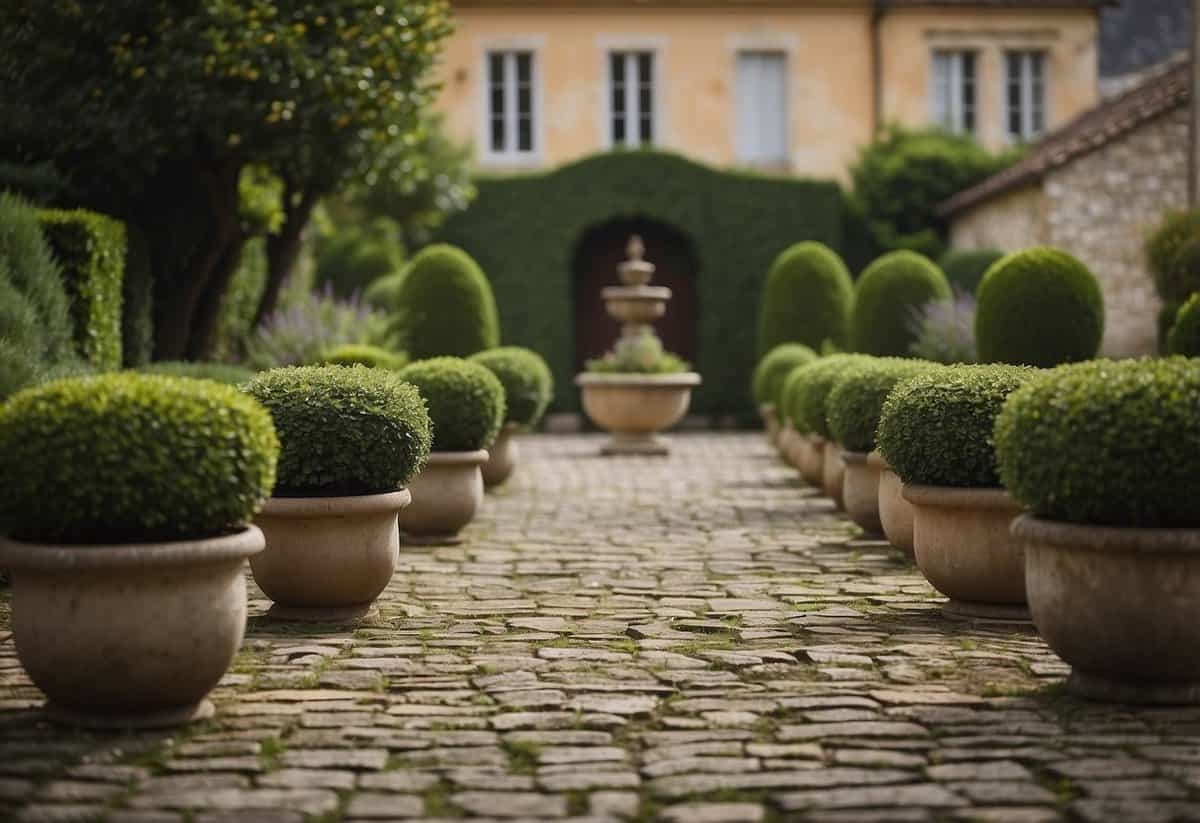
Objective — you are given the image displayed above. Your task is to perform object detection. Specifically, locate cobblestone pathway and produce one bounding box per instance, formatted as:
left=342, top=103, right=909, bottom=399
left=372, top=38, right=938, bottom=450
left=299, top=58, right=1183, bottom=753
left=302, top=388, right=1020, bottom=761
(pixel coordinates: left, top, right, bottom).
left=4, top=433, right=1200, bottom=822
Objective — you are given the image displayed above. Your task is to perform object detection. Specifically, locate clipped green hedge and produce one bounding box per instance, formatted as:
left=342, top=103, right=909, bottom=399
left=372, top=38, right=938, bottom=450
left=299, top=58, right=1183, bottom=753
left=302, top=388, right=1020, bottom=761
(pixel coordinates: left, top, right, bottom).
left=470, top=346, right=554, bottom=428
left=938, top=248, right=1004, bottom=294
left=398, top=357, right=505, bottom=452
left=996, top=358, right=1200, bottom=527
left=851, top=251, right=951, bottom=356
left=121, top=225, right=154, bottom=367
left=244, top=366, right=431, bottom=496
left=0, top=373, right=278, bottom=543
left=141, top=361, right=256, bottom=385
left=788, top=353, right=873, bottom=438
left=756, top=242, right=853, bottom=358
left=1167, top=294, right=1200, bottom=357
left=975, top=247, right=1104, bottom=367
left=751, top=343, right=818, bottom=409
left=826, top=357, right=943, bottom=453
left=436, top=150, right=842, bottom=417
left=317, top=343, right=409, bottom=370
left=38, top=209, right=125, bottom=371
left=877, top=364, right=1035, bottom=487
left=395, top=244, right=499, bottom=360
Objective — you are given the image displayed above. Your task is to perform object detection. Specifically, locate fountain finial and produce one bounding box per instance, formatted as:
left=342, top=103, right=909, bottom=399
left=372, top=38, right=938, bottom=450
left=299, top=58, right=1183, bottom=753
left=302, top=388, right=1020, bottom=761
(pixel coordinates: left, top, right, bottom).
left=627, top=235, right=645, bottom=262
left=617, top=234, right=655, bottom=286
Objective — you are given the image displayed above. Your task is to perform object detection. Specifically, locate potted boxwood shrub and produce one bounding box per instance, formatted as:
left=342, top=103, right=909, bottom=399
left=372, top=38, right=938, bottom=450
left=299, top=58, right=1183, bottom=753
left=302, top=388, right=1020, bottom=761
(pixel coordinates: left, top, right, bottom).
left=752, top=343, right=818, bottom=450
left=826, top=358, right=943, bottom=541
left=877, top=364, right=1036, bottom=620
left=779, top=360, right=826, bottom=486
left=469, top=346, right=554, bottom=487
left=790, top=353, right=873, bottom=506
left=0, top=373, right=278, bottom=727
left=997, top=358, right=1200, bottom=703
left=397, top=357, right=505, bottom=544
left=245, top=366, right=431, bottom=621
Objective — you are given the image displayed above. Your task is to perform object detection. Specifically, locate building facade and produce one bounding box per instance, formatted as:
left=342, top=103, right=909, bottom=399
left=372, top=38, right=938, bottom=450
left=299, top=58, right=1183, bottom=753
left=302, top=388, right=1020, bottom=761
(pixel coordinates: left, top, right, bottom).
left=434, top=0, right=1104, bottom=181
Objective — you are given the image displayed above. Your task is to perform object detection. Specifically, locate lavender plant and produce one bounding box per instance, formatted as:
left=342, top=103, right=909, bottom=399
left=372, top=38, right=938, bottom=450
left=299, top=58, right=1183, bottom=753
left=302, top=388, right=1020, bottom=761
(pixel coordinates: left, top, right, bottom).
left=907, top=290, right=977, bottom=364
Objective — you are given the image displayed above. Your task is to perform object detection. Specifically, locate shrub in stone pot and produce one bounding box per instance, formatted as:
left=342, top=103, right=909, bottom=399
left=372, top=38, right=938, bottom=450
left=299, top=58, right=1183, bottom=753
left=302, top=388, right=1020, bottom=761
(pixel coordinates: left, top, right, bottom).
left=0, top=373, right=279, bottom=727
left=751, top=343, right=817, bottom=449
left=779, top=360, right=825, bottom=486
left=789, top=353, right=873, bottom=505
left=469, top=346, right=553, bottom=487
left=997, top=358, right=1200, bottom=703
left=244, top=366, right=431, bottom=621
left=877, top=364, right=1036, bottom=620
left=826, top=358, right=943, bottom=542
left=397, top=357, right=505, bottom=544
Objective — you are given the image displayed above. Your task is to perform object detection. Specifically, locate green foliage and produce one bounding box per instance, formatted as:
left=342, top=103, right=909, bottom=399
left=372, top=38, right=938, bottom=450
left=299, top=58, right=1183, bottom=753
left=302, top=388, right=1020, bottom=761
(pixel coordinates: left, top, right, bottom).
left=756, top=242, right=854, bottom=358
left=363, top=264, right=410, bottom=311
left=244, top=287, right=395, bottom=371
left=0, top=373, right=278, bottom=543
left=1145, top=209, right=1200, bottom=304
left=586, top=329, right=690, bottom=375
left=852, top=251, right=951, bottom=356
left=751, top=343, right=818, bottom=408
left=214, top=237, right=270, bottom=363
left=908, top=293, right=977, bottom=364
left=244, top=365, right=431, bottom=496
left=470, top=346, right=554, bottom=428
left=141, top=361, right=256, bottom=385
left=975, top=247, right=1104, bottom=367
left=826, top=358, right=944, bottom=453
left=317, top=343, right=408, bottom=371
left=395, top=244, right=500, bottom=360
left=436, top=150, right=843, bottom=417
left=37, top=209, right=125, bottom=371
left=787, top=354, right=873, bottom=438
left=397, top=357, right=505, bottom=452
left=121, top=225, right=154, bottom=366
left=1167, top=294, right=1200, bottom=357
left=877, top=364, right=1036, bottom=488
left=996, top=358, right=1200, bottom=527
left=315, top=217, right=406, bottom=299
left=850, top=126, right=1015, bottom=259
left=939, top=248, right=1005, bottom=294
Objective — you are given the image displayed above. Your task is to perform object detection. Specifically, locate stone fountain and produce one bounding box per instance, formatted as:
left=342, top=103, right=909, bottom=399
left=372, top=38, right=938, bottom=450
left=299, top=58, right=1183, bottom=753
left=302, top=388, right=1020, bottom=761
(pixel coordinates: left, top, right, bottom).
left=575, top=236, right=701, bottom=456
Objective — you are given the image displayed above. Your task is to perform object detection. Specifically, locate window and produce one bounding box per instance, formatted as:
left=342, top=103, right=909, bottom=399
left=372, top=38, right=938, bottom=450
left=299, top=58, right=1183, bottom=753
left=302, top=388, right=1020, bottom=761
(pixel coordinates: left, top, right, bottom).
left=932, top=50, right=977, bottom=135
left=487, top=50, right=535, bottom=159
left=609, top=51, right=655, bottom=147
left=736, top=52, right=788, bottom=167
left=1006, top=51, right=1046, bottom=141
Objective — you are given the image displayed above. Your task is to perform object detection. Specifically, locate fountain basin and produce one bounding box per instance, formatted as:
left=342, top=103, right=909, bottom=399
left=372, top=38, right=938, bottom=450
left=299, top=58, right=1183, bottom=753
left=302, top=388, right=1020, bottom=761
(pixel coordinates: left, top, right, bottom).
left=576, top=372, right=701, bottom=456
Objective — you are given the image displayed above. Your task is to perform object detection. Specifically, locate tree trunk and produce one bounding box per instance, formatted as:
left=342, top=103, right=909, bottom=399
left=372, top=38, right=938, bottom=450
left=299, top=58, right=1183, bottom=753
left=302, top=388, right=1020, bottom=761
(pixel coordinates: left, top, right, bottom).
left=255, top=182, right=317, bottom=327
left=186, top=237, right=245, bottom=359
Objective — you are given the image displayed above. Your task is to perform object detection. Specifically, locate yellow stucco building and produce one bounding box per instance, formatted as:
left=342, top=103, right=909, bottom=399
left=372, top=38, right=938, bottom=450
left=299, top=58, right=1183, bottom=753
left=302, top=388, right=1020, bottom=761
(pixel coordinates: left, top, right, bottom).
left=434, top=0, right=1104, bottom=181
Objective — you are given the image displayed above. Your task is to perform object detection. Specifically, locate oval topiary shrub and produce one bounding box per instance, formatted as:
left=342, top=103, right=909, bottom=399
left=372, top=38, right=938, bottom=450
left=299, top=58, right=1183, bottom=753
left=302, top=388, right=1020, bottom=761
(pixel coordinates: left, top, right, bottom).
left=788, top=353, right=874, bottom=438
left=469, top=346, right=554, bottom=428
left=317, top=343, right=409, bottom=371
left=826, top=358, right=944, bottom=453
left=394, top=244, right=500, bottom=360
left=877, top=364, right=1036, bottom=488
left=751, top=343, right=818, bottom=410
left=756, top=242, right=854, bottom=358
left=851, top=251, right=952, bottom=356
left=141, top=361, right=257, bottom=385
left=938, top=248, right=1004, bottom=295
left=975, top=247, right=1104, bottom=367
left=1167, top=293, right=1200, bottom=357
left=244, top=365, right=431, bottom=496
left=1145, top=208, right=1200, bottom=305
left=996, top=358, right=1200, bottom=527
left=398, top=357, right=505, bottom=452
left=0, top=373, right=279, bottom=543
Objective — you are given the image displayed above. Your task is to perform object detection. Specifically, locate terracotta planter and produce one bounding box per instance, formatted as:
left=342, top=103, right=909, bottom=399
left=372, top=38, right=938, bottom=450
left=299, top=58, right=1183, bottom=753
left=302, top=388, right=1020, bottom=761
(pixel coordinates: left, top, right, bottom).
left=842, top=451, right=883, bottom=536
left=0, top=527, right=264, bottom=728
left=870, top=451, right=915, bottom=559
left=253, top=490, right=410, bottom=622
left=399, top=450, right=488, bottom=546
left=575, top=372, right=701, bottom=455
left=482, top=423, right=520, bottom=488
left=821, top=440, right=845, bottom=508
left=902, top=484, right=1027, bottom=621
left=1014, top=515, right=1200, bottom=704
left=761, top=404, right=780, bottom=448
left=777, top=424, right=799, bottom=468
left=799, top=435, right=825, bottom=487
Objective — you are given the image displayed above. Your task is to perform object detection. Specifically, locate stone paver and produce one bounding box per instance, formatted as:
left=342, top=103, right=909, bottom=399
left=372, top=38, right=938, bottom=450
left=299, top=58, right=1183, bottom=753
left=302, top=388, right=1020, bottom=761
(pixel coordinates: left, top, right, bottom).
left=3, top=433, right=1200, bottom=820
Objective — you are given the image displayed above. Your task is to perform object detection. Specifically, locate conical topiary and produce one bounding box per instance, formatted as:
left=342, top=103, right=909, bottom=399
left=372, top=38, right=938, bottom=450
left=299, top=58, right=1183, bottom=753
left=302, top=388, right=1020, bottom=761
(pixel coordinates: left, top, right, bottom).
left=756, top=242, right=854, bottom=359
left=1167, top=293, right=1200, bottom=357
left=394, top=244, right=500, bottom=360
left=851, top=251, right=951, bottom=356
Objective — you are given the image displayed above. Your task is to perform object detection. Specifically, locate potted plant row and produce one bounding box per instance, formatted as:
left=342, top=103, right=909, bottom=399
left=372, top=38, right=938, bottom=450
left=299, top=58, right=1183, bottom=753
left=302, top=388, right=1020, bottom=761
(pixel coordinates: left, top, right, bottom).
left=788, top=354, right=873, bottom=508
left=752, top=343, right=817, bottom=450
left=469, top=346, right=554, bottom=487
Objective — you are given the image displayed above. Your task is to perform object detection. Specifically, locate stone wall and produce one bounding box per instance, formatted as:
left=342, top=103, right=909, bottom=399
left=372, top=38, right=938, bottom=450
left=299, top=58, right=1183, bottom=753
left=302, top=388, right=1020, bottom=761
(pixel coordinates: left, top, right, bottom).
left=948, top=185, right=1048, bottom=252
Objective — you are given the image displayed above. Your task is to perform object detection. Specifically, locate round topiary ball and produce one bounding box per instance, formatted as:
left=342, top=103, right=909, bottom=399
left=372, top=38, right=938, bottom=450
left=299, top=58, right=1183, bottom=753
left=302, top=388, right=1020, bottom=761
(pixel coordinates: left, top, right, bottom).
left=1145, top=208, right=1200, bottom=305
left=0, top=373, right=279, bottom=543
left=851, top=251, right=952, bottom=356
left=317, top=343, right=408, bottom=371
left=975, top=247, right=1104, bottom=367
left=469, top=346, right=554, bottom=428
left=141, top=361, right=257, bottom=385
left=1167, top=293, right=1200, bottom=357
left=751, top=343, right=818, bottom=410
left=756, top=242, right=854, bottom=358
left=244, top=365, right=431, bottom=496
left=826, top=358, right=944, bottom=453
left=996, top=358, right=1200, bottom=527
left=788, top=353, right=874, bottom=438
left=398, top=357, right=505, bottom=452
left=394, top=244, right=500, bottom=360
left=938, top=248, right=1004, bottom=294
left=876, top=364, right=1036, bottom=488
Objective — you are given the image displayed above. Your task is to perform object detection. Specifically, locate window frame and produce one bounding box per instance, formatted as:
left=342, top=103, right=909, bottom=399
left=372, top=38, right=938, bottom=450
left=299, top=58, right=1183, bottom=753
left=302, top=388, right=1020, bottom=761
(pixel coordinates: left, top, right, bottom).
left=930, top=49, right=978, bottom=136
left=480, top=47, right=541, bottom=166
left=606, top=49, right=658, bottom=149
left=1005, top=49, right=1048, bottom=143
left=734, top=50, right=791, bottom=169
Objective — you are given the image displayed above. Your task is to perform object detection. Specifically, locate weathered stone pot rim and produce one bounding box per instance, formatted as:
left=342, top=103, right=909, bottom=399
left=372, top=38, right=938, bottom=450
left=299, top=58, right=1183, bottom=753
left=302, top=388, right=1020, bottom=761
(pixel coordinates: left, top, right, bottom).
left=263, top=489, right=412, bottom=518
left=1013, top=514, right=1200, bottom=553
left=426, top=449, right=490, bottom=466
left=0, top=525, right=265, bottom=571
left=841, top=450, right=871, bottom=465
left=867, top=450, right=889, bottom=471
left=575, top=372, right=702, bottom=387
left=902, top=484, right=1021, bottom=511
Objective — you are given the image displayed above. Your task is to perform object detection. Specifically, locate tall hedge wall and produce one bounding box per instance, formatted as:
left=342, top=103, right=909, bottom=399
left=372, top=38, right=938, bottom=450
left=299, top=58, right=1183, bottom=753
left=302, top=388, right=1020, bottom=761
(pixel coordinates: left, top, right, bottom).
left=436, top=151, right=842, bottom=418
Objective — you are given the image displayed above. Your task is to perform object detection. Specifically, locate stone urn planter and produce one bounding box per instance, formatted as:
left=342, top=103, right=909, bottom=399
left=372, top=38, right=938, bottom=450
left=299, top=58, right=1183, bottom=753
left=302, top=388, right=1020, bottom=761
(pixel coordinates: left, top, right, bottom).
left=469, top=347, right=555, bottom=490
left=399, top=451, right=489, bottom=545
left=870, top=451, right=914, bottom=559
left=254, top=490, right=411, bottom=621
left=903, top=485, right=1027, bottom=621
left=799, top=435, right=825, bottom=487
left=761, top=404, right=780, bottom=448
left=481, top=423, right=519, bottom=487
left=576, top=372, right=702, bottom=456
left=0, top=528, right=265, bottom=728
left=841, top=451, right=882, bottom=536
left=821, top=440, right=845, bottom=508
